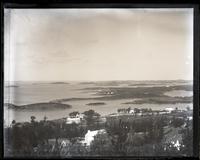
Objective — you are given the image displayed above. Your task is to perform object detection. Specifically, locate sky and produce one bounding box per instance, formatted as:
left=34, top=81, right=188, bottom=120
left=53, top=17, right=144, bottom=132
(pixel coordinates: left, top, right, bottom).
left=4, top=8, right=193, bottom=81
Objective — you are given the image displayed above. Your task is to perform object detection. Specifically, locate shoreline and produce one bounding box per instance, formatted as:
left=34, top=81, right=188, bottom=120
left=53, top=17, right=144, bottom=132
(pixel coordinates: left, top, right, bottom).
left=4, top=105, right=193, bottom=127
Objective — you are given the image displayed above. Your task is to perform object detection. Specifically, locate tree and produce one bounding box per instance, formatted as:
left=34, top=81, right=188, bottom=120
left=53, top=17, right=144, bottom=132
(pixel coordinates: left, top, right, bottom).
left=11, top=120, right=16, bottom=126
left=60, top=142, right=88, bottom=156
left=30, top=116, right=36, bottom=123
left=141, top=108, right=147, bottom=113
left=127, top=107, right=131, bottom=113
left=69, top=111, right=79, bottom=118
left=181, top=127, right=193, bottom=156
left=186, top=106, right=190, bottom=111
left=171, top=118, right=184, bottom=128
left=117, top=109, right=121, bottom=113
left=44, top=116, right=48, bottom=122
left=148, top=108, right=152, bottom=112
left=134, top=108, right=140, bottom=114
left=90, top=133, right=114, bottom=156
left=83, top=110, right=100, bottom=128
left=134, top=108, right=140, bottom=116
left=147, top=120, right=154, bottom=142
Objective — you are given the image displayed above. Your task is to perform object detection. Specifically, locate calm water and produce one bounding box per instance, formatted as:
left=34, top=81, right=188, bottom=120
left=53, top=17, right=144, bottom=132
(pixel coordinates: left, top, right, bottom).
left=164, top=90, right=193, bottom=97
left=4, top=81, right=193, bottom=126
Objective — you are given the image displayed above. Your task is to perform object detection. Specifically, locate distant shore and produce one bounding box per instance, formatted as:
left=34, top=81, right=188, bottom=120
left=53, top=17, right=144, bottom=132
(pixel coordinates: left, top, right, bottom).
left=4, top=102, right=72, bottom=111
left=50, top=84, right=192, bottom=104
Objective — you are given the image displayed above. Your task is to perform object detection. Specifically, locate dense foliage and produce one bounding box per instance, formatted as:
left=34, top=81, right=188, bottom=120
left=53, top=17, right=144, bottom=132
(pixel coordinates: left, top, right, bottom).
left=4, top=109, right=193, bottom=157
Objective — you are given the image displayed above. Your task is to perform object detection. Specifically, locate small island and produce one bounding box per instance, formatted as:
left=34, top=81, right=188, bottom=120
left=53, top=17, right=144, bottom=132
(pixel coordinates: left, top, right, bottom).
left=50, top=82, right=69, bottom=84
left=86, top=102, right=106, bottom=106
left=4, top=102, right=72, bottom=111
left=5, top=85, right=19, bottom=88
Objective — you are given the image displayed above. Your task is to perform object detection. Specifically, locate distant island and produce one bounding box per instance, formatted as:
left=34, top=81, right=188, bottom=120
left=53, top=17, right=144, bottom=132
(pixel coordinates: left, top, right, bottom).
left=5, top=85, right=19, bottom=88
left=122, top=96, right=192, bottom=104
left=79, top=82, right=96, bottom=85
left=86, top=102, right=106, bottom=106
left=50, top=82, right=70, bottom=84
left=4, top=102, right=72, bottom=111
left=49, top=84, right=193, bottom=104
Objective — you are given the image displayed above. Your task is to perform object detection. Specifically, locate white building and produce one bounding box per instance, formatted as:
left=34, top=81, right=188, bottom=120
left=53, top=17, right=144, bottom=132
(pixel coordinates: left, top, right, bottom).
left=187, top=116, right=193, bottom=120
left=158, top=111, right=168, bottom=115
left=129, top=109, right=135, bottom=114
left=81, top=129, right=106, bottom=146
left=165, top=107, right=175, bottom=113
left=73, top=113, right=84, bottom=118
left=66, top=114, right=84, bottom=124
left=66, top=117, right=81, bottom=124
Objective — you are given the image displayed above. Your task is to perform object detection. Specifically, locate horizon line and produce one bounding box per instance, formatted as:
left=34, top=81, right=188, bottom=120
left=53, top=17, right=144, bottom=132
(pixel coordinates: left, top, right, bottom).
left=4, top=79, right=193, bottom=82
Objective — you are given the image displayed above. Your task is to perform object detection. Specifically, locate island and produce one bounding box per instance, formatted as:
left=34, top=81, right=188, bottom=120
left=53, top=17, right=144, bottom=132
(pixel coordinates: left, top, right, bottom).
left=4, top=102, right=72, bottom=111
left=86, top=102, right=106, bottom=106
left=50, top=82, right=69, bottom=84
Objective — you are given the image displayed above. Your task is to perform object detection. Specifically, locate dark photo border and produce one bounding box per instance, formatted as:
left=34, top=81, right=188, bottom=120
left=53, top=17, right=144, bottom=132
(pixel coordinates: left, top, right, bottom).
left=0, top=1, right=199, bottom=159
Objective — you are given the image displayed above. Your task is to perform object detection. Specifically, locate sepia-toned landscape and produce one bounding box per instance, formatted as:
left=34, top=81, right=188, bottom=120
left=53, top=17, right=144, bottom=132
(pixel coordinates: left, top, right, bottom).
left=4, top=8, right=193, bottom=158
left=4, top=80, right=193, bottom=157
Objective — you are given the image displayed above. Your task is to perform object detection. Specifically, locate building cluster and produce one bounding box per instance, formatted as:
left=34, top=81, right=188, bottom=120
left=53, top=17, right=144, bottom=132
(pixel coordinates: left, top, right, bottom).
left=81, top=129, right=106, bottom=146
left=47, top=129, right=107, bottom=148
left=66, top=113, right=84, bottom=124
left=116, top=107, right=186, bottom=116
left=45, top=106, right=193, bottom=152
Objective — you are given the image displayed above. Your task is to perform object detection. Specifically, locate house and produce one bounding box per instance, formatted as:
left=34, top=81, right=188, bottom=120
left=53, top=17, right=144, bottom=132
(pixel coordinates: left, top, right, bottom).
left=60, top=139, right=71, bottom=147
left=66, top=113, right=84, bottom=124
left=108, top=113, right=119, bottom=117
left=129, top=109, right=135, bottom=114
left=165, top=107, right=175, bottom=113
left=48, top=138, right=70, bottom=148
left=76, top=113, right=84, bottom=119
left=66, top=117, right=81, bottom=124
left=137, top=112, right=143, bottom=116
left=107, top=91, right=114, bottom=95
left=187, top=116, right=193, bottom=120
left=69, top=113, right=84, bottom=119
left=158, top=110, right=168, bottom=115
left=81, top=129, right=106, bottom=146
left=117, top=107, right=132, bottom=114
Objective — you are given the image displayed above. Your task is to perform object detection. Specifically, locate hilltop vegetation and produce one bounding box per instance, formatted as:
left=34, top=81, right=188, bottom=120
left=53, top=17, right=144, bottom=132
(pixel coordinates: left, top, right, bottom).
left=4, top=108, right=193, bottom=157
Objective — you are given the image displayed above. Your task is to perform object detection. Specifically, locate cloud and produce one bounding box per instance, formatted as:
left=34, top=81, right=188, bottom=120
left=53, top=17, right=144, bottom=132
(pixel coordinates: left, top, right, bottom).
left=4, top=8, right=193, bottom=81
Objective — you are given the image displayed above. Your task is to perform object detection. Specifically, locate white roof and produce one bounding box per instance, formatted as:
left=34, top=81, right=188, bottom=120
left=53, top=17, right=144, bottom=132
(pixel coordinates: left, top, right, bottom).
left=165, top=108, right=175, bottom=111
left=82, top=129, right=106, bottom=146
left=66, top=117, right=81, bottom=124
left=187, top=116, right=193, bottom=120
